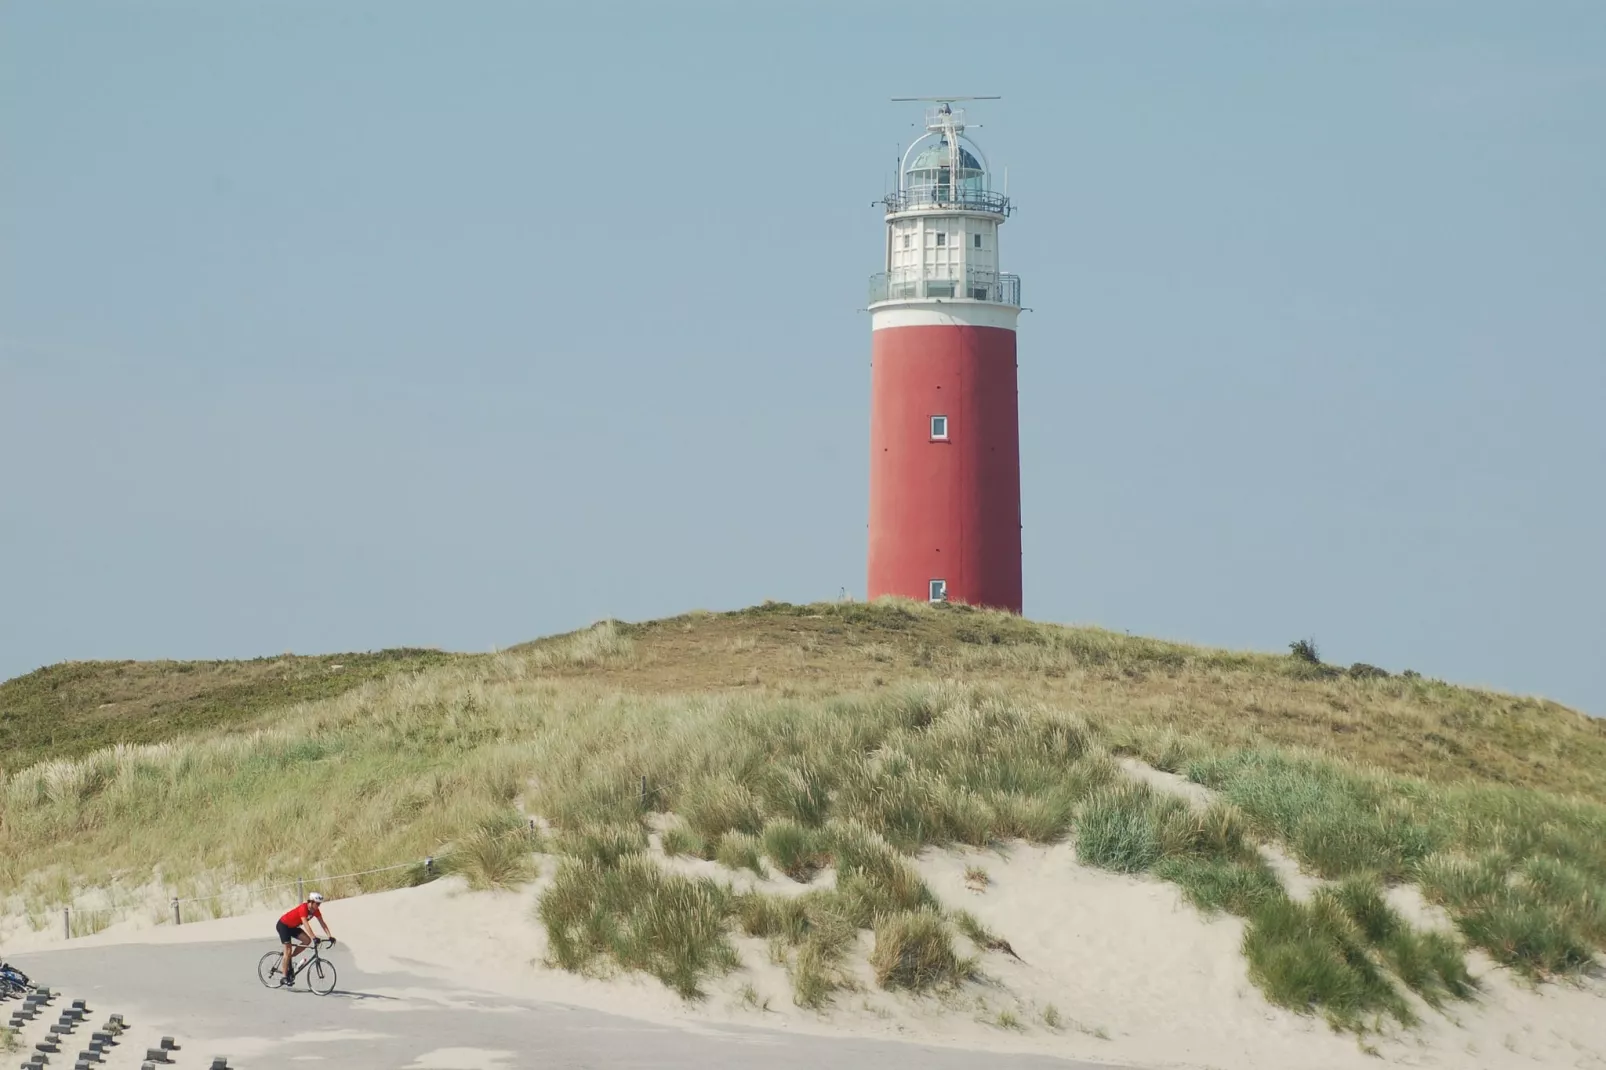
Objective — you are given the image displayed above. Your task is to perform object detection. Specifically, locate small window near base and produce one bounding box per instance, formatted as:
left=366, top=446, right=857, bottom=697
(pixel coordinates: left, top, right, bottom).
left=929, top=579, right=948, bottom=603
left=930, top=415, right=948, bottom=439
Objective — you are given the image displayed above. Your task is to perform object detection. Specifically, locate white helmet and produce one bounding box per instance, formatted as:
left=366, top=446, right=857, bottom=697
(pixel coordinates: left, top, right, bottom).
left=308, top=892, right=325, bottom=903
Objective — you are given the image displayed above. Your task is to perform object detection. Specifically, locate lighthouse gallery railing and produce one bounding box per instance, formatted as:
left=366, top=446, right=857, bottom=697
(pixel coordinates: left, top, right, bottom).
left=867, top=270, right=1021, bottom=307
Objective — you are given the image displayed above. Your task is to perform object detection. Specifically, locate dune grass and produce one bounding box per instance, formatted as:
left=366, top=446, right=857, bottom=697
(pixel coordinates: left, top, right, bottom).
left=1185, top=749, right=1606, bottom=982
left=869, top=907, right=976, bottom=992
left=1071, top=776, right=1484, bottom=1028
left=2, top=602, right=1603, bottom=1028
left=761, top=819, right=829, bottom=881
left=444, top=819, right=542, bottom=890
left=537, top=853, right=739, bottom=999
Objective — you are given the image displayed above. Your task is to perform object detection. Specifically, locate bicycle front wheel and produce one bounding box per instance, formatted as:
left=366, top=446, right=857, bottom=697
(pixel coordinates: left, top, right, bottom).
left=304, top=956, right=336, bottom=996
left=257, top=951, right=284, bottom=989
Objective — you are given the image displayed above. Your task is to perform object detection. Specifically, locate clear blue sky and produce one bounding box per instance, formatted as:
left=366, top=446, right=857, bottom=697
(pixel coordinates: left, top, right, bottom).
left=3, top=1, right=1602, bottom=715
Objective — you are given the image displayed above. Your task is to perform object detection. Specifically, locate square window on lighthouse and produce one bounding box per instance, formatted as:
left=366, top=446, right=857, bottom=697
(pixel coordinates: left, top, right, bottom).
left=930, top=415, right=948, bottom=440
left=929, top=579, right=948, bottom=603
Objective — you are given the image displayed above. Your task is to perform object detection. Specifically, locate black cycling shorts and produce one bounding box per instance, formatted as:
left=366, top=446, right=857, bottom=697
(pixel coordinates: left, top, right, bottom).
left=276, top=921, right=307, bottom=945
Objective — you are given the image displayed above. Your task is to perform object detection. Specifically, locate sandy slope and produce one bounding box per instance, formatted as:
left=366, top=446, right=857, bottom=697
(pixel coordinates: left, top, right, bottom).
left=5, top=765, right=1605, bottom=1069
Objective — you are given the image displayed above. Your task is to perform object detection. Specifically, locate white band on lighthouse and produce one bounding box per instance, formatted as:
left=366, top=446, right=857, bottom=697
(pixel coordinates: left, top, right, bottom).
left=870, top=302, right=1021, bottom=332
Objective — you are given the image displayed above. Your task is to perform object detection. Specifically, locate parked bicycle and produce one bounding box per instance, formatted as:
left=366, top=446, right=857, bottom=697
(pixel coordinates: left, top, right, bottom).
left=0, top=960, right=37, bottom=998
left=257, top=937, right=337, bottom=995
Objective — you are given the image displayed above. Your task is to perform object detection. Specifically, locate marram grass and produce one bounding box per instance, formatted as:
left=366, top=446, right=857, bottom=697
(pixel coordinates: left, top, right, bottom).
left=2, top=607, right=1603, bottom=1027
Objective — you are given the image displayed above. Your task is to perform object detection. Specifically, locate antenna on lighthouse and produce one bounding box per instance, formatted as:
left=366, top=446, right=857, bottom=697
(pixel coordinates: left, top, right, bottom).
left=890, top=96, right=1000, bottom=201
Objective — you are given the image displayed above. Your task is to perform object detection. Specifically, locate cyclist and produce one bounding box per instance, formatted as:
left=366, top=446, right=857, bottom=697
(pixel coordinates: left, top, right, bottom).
left=276, top=891, right=335, bottom=985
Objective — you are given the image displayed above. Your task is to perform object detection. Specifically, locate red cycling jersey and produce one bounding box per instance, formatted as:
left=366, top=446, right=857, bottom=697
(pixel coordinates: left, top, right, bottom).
left=279, top=902, right=321, bottom=928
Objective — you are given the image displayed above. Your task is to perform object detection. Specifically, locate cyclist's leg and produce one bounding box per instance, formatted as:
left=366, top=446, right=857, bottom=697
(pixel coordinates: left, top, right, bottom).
left=287, top=928, right=312, bottom=979
left=277, top=922, right=295, bottom=978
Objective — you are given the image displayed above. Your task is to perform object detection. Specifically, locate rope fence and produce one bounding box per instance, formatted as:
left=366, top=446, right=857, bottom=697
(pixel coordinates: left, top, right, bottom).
left=53, top=856, right=440, bottom=938
left=50, top=817, right=556, bottom=939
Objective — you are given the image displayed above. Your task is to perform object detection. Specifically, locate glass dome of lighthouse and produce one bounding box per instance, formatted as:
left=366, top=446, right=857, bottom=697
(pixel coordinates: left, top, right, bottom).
left=904, top=139, right=986, bottom=199
left=890, top=103, right=1009, bottom=215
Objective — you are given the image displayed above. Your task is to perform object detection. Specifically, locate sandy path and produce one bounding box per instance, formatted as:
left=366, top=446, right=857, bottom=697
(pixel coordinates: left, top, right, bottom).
left=6, top=938, right=1115, bottom=1070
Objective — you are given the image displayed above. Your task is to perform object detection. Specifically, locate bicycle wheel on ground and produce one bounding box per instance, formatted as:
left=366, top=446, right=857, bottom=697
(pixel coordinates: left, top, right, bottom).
left=304, top=957, right=336, bottom=995
left=257, top=951, right=284, bottom=988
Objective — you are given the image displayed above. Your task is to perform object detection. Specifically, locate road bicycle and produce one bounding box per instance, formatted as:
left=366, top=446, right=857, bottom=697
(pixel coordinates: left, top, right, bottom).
left=0, top=961, right=37, bottom=999
left=257, top=938, right=337, bottom=996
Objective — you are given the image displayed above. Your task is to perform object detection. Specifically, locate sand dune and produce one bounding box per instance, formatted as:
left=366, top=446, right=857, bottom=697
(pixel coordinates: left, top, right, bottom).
left=4, top=765, right=1603, bottom=1068
left=7, top=819, right=1605, bottom=1070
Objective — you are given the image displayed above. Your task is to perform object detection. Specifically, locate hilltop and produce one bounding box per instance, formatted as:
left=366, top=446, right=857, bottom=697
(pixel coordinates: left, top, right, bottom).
left=2, top=599, right=1604, bottom=1069
left=6, top=600, right=1602, bottom=795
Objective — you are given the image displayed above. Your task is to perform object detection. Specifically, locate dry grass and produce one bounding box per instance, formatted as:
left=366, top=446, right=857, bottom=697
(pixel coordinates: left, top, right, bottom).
left=0, top=647, right=463, bottom=774
left=10, top=599, right=1602, bottom=798
left=514, top=600, right=1606, bottom=802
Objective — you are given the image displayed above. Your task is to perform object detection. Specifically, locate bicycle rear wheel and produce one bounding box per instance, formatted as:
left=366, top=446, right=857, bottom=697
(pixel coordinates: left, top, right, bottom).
left=258, top=951, right=284, bottom=988
left=304, top=956, right=336, bottom=996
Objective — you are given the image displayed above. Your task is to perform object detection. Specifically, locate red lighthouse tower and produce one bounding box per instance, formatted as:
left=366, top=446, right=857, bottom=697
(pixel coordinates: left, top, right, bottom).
left=867, top=98, right=1022, bottom=614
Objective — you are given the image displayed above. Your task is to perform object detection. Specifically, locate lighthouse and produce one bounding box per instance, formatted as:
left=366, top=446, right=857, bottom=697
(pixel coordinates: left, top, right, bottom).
left=866, top=98, right=1023, bottom=614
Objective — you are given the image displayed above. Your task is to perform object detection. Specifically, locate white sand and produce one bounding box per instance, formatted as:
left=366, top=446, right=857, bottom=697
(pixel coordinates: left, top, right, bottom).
left=402, top=1048, right=518, bottom=1069
left=6, top=763, right=1606, bottom=1070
